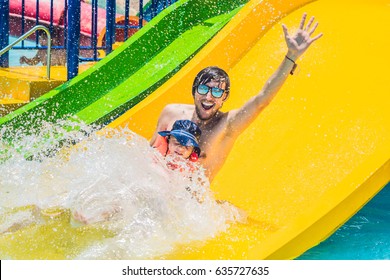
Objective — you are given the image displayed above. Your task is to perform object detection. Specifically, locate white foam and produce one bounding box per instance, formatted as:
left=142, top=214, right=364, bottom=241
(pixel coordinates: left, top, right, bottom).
left=0, top=121, right=243, bottom=259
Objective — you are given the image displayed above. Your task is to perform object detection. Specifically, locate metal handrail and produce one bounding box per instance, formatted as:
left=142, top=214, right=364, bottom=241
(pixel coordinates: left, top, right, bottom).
left=0, top=25, right=52, bottom=79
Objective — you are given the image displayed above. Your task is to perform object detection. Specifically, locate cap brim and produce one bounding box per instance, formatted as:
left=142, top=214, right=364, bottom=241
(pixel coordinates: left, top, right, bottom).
left=158, top=131, right=171, bottom=137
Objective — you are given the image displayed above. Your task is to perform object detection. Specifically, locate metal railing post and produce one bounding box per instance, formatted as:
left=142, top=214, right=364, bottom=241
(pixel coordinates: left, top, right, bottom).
left=124, top=0, right=130, bottom=41
left=21, top=0, right=25, bottom=47
left=0, top=0, right=10, bottom=67
left=67, top=0, right=81, bottom=80
left=139, top=0, right=144, bottom=29
left=92, top=0, right=98, bottom=60
left=105, top=0, right=116, bottom=55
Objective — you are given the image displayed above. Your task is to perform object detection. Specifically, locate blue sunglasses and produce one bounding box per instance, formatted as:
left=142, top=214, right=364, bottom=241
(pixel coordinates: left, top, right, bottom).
left=196, top=84, right=225, bottom=98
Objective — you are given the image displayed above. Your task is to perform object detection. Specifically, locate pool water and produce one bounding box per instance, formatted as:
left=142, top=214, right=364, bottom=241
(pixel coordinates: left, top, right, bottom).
left=298, top=182, right=390, bottom=260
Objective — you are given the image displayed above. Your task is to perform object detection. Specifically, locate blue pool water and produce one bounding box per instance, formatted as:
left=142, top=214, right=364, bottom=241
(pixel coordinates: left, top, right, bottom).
left=298, top=182, right=390, bottom=260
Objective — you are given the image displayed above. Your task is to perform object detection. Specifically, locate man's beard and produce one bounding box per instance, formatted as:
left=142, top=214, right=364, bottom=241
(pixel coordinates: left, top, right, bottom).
left=195, top=105, right=215, bottom=121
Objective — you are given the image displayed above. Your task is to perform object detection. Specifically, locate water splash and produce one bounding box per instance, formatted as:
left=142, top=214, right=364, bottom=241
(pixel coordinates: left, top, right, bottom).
left=0, top=120, right=243, bottom=259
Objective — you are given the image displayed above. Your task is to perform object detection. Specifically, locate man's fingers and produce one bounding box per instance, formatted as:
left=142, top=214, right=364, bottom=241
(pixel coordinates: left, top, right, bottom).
left=308, top=22, right=319, bottom=35
left=299, top=13, right=307, bottom=29
left=282, top=24, right=289, bottom=38
left=305, top=16, right=315, bottom=31
left=308, top=33, right=323, bottom=44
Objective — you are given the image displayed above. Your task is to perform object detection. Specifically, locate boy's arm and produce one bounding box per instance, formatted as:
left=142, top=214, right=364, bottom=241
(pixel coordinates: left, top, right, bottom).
left=227, top=13, right=322, bottom=136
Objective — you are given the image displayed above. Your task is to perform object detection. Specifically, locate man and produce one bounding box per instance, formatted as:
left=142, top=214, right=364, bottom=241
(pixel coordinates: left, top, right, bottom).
left=150, top=13, right=323, bottom=181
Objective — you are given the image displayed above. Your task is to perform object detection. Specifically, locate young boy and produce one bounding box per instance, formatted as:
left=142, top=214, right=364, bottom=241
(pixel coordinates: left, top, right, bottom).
left=153, top=119, right=201, bottom=163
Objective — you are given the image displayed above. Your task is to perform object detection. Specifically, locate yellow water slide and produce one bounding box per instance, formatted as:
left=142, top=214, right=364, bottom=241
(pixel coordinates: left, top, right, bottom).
left=109, top=0, right=390, bottom=259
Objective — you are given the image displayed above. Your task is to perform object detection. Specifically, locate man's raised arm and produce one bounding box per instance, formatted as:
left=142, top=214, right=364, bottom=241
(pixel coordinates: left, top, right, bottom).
left=227, top=13, right=323, bottom=136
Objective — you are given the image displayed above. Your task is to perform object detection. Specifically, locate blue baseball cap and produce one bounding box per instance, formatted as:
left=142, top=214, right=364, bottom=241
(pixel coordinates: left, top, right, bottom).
left=158, top=120, right=201, bottom=156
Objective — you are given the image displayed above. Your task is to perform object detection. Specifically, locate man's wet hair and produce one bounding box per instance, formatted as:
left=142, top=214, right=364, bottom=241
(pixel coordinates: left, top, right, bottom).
left=192, top=66, right=230, bottom=100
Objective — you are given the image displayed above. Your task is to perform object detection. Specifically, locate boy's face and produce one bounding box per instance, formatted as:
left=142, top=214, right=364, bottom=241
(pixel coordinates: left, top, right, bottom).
left=168, top=137, right=194, bottom=159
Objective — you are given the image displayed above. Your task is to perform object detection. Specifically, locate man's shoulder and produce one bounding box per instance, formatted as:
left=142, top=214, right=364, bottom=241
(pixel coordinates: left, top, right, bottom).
left=164, top=103, right=193, bottom=110
left=162, top=103, right=193, bottom=115
left=156, top=104, right=193, bottom=130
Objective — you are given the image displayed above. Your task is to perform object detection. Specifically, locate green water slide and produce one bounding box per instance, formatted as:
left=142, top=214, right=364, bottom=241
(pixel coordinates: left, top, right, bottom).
left=0, top=0, right=247, bottom=139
